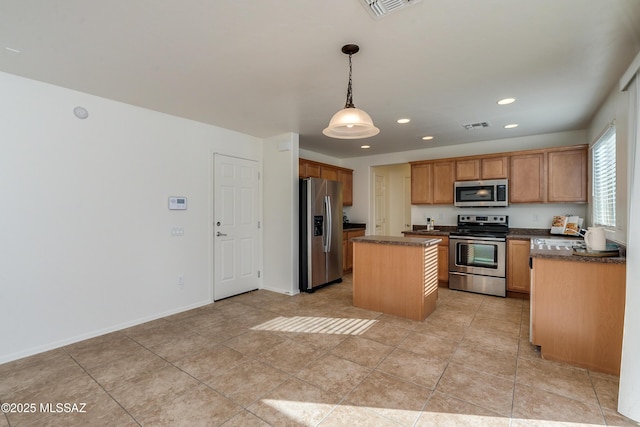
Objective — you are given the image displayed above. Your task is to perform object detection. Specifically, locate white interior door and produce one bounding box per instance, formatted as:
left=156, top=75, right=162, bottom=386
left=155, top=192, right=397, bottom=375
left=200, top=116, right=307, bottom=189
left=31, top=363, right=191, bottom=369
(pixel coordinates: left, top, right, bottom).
left=374, top=173, right=387, bottom=235
left=214, top=154, right=260, bottom=300
left=403, top=175, right=412, bottom=230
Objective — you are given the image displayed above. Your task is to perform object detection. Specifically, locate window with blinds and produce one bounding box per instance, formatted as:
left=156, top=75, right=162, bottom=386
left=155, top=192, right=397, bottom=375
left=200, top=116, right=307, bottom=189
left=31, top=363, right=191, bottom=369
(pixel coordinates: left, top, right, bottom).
left=592, top=125, right=616, bottom=227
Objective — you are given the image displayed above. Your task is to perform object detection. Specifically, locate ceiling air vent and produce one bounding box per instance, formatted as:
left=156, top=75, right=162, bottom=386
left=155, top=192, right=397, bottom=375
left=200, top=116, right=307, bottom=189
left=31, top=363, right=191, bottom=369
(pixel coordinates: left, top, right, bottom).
left=360, top=0, right=423, bottom=19
left=462, top=122, right=492, bottom=130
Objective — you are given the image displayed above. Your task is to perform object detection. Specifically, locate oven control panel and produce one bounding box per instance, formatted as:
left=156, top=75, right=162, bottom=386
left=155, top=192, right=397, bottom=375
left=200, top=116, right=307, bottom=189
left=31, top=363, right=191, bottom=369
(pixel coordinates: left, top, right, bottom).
left=458, top=215, right=508, bottom=225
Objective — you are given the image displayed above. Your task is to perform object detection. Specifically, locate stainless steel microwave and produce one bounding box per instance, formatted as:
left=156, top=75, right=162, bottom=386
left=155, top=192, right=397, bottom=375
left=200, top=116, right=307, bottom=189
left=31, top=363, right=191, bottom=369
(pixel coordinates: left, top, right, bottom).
left=454, top=179, right=508, bottom=207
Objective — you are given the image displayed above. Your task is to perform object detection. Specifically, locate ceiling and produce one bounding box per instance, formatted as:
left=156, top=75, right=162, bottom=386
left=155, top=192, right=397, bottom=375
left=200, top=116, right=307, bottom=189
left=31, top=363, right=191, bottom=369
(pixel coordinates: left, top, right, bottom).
left=1, top=1, right=639, bottom=159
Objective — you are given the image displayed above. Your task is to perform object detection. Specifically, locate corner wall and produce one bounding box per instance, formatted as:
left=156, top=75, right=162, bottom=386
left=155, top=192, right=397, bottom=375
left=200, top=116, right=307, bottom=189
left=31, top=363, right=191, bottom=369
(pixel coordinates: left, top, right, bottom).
left=0, top=72, right=262, bottom=363
left=262, top=134, right=300, bottom=295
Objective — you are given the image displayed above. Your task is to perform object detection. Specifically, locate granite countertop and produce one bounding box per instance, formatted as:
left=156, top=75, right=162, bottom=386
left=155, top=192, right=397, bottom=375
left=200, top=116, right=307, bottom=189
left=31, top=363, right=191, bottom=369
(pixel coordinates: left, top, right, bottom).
left=352, top=235, right=442, bottom=247
left=402, top=226, right=626, bottom=264
left=529, top=244, right=626, bottom=264
left=343, top=223, right=366, bottom=230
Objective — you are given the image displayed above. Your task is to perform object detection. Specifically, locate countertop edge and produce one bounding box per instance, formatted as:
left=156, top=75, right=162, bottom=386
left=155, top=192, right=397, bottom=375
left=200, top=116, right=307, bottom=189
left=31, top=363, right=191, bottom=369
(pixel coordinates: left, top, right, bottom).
left=352, top=236, right=442, bottom=247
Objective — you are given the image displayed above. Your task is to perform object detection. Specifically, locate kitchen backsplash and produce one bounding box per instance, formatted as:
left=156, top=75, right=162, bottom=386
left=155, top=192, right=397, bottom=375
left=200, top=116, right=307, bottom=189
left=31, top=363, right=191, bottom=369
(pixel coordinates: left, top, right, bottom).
left=412, top=204, right=588, bottom=229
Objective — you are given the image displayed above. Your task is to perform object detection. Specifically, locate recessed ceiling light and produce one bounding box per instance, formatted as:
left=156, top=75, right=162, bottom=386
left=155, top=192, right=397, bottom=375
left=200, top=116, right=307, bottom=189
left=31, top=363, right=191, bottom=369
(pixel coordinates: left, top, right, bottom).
left=504, top=124, right=519, bottom=129
left=422, top=136, right=434, bottom=141
left=360, top=145, right=371, bottom=149
left=397, top=118, right=410, bottom=124
left=497, top=98, right=516, bottom=105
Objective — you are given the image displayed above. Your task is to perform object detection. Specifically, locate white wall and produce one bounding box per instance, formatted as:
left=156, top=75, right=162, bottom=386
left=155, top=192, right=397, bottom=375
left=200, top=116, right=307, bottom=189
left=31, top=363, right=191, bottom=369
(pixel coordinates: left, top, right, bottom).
left=262, top=134, right=299, bottom=295
left=0, top=72, right=264, bottom=363
left=341, top=130, right=588, bottom=230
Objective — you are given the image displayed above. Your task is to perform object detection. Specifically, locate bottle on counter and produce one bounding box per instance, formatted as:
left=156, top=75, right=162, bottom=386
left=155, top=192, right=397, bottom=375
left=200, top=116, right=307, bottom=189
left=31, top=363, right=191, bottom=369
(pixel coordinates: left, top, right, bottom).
left=430, top=219, right=435, bottom=230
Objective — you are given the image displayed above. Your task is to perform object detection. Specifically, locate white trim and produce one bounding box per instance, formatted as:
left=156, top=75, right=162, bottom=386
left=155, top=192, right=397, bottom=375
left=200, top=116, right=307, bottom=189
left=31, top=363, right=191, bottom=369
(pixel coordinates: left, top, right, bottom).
left=620, top=50, right=640, bottom=92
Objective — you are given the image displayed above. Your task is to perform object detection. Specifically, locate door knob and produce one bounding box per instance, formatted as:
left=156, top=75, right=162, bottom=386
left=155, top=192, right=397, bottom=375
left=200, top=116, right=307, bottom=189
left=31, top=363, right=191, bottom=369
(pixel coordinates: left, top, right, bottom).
left=216, top=231, right=227, bottom=237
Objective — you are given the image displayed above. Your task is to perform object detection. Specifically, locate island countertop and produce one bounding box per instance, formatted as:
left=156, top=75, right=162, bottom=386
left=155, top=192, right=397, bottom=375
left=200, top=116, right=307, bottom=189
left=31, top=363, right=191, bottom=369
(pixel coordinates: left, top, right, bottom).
left=351, top=235, right=442, bottom=247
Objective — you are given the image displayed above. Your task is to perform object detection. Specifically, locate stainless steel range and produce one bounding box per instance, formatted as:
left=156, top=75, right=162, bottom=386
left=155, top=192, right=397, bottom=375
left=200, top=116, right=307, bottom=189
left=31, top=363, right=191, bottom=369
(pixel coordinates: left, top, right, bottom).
left=448, top=214, right=508, bottom=297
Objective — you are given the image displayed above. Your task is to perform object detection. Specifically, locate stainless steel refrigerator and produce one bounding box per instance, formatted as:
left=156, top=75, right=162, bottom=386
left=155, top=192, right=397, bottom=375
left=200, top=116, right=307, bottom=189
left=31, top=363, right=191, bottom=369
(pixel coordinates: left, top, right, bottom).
left=299, top=177, right=343, bottom=292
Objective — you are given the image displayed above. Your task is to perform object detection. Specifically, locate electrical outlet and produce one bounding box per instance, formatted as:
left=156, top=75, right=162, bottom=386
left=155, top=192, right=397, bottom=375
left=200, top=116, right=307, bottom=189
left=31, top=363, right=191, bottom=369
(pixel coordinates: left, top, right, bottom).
left=533, top=214, right=539, bottom=222
left=178, top=275, right=184, bottom=288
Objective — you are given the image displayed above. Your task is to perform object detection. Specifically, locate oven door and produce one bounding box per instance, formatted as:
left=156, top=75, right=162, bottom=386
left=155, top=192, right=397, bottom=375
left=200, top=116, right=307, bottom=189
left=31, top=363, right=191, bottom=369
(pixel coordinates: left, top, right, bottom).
left=449, top=236, right=506, bottom=278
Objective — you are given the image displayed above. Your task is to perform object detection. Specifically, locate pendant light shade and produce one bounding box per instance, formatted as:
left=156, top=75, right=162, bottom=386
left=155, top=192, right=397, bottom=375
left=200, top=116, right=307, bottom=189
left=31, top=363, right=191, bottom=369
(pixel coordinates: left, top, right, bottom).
left=323, top=44, right=379, bottom=139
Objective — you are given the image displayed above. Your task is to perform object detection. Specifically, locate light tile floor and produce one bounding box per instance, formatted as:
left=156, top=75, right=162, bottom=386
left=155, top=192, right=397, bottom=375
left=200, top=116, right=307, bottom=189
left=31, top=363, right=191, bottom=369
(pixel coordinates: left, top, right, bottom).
left=1, top=275, right=638, bottom=426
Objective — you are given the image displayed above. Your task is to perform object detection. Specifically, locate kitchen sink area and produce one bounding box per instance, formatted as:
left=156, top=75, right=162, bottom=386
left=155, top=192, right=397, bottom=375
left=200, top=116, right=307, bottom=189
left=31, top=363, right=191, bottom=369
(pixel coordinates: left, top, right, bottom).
left=530, top=237, right=585, bottom=250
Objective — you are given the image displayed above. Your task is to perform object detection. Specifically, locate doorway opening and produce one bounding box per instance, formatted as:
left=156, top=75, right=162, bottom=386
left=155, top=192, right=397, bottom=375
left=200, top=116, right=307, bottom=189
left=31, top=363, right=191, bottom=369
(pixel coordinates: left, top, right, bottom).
left=370, top=164, right=412, bottom=236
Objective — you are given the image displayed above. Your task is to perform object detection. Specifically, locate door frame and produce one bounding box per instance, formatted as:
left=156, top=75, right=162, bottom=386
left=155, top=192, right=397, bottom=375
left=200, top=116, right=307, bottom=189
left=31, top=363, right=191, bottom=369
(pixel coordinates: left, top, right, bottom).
left=211, top=152, right=262, bottom=302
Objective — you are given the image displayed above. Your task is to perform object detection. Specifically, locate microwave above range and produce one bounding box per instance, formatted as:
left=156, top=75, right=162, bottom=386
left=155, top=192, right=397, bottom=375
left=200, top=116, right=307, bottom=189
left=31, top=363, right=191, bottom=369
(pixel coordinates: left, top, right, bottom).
left=454, top=179, right=508, bottom=207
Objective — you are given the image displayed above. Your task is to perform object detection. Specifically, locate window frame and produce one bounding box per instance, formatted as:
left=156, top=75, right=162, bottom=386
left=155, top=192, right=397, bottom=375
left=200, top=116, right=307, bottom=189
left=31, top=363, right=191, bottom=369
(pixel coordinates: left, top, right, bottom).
left=591, top=124, right=617, bottom=228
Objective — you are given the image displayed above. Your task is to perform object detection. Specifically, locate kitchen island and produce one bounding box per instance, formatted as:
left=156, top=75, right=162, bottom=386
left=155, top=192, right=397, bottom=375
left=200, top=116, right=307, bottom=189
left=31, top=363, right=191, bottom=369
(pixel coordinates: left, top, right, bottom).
left=351, top=236, right=441, bottom=321
left=530, top=245, right=626, bottom=375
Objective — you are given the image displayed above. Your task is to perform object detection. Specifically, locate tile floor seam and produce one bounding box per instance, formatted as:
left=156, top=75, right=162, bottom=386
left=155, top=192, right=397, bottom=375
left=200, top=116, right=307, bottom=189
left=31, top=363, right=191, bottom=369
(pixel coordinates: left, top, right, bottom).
left=61, top=347, right=142, bottom=427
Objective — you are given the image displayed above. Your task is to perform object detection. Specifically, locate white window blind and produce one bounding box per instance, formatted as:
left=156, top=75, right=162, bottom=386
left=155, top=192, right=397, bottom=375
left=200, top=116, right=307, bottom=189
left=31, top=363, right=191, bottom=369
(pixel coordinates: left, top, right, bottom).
left=592, top=125, right=616, bottom=227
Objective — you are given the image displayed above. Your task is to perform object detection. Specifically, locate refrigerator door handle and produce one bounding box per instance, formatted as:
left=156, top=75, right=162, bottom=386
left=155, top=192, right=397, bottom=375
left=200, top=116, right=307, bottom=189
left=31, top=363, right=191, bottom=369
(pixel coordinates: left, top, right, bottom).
left=324, top=195, right=331, bottom=253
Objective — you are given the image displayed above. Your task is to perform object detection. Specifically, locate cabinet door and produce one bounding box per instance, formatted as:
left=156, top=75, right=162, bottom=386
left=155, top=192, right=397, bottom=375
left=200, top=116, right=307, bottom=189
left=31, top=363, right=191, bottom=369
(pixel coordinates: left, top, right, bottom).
left=305, top=162, right=321, bottom=178
left=510, top=153, right=545, bottom=203
left=481, top=156, right=509, bottom=179
left=342, top=232, right=348, bottom=272
left=456, top=159, right=481, bottom=181
left=346, top=229, right=365, bottom=271
left=507, top=239, right=530, bottom=293
left=547, top=148, right=587, bottom=203
left=411, top=163, right=433, bottom=204
left=437, top=237, right=449, bottom=282
left=432, top=161, right=455, bottom=204
left=338, top=170, right=353, bottom=206
left=321, top=167, right=338, bottom=181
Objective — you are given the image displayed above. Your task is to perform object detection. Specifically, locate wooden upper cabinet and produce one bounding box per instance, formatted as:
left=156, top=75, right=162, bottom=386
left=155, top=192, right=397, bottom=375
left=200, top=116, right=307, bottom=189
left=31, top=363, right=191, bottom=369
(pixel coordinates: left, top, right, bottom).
left=299, top=159, right=321, bottom=178
left=338, top=170, right=353, bottom=206
left=432, top=161, right=455, bottom=204
left=481, top=156, right=509, bottom=179
left=411, top=163, right=433, bottom=204
left=510, top=153, right=545, bottom=203
left=456, top=156, right=508, bottom=181
left=299, top=158, right=354, bottom=206
left=321, top=167, right=338, bottom=181
left=455, top=159, right=481, bottom=181
left=547, top=147, right=587, bottom=203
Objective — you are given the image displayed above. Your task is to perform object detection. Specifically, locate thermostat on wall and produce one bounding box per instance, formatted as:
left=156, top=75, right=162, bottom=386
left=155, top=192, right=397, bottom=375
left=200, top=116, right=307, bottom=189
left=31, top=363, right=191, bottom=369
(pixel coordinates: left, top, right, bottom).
left=168, top=197, right=187, bottom=210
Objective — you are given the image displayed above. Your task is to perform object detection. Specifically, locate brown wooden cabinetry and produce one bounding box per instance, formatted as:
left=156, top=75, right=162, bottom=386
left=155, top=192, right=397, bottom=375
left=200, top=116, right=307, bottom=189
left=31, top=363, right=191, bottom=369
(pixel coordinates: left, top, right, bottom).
left=411, top=163, right=433, bottom=204
left=299, top=158, right=353, bottom=206
left=510, top=152, right=545, bottom=203
left=455, top=159, right=481, bottom=181
left=404, top=233, right=449, bottom=285
left=437, top=236, right=449, bottom=283
left=433, top=161, right=455, bottom=204
left=411, top=145, right=586, bottom=206
left=547, top=147, right=587, bottom=203
left=338, top=170, right=353, bottom=206
left=343, top=228, right=365, bottom=272
left=531, top=257, right=625, bottom=374
left=481, top=156, right=509, bottom=179
left=456, top=156, right=508, bottom=181
left=507, top=239, right=530, bottom=294
left=410, top=160, right=454, bottom=204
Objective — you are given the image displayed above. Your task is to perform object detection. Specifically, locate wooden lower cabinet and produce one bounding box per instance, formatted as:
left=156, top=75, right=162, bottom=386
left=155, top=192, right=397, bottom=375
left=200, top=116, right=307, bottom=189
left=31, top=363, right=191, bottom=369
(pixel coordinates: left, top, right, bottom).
left=507, top=239, right=530, bottom=294
left=343, top=229, right=365, bottom=272
left=404, top=233, right=448, bottom=285
left=531, top=257, right=626, bottom=375
left=437, top=237, right=449, bottom=284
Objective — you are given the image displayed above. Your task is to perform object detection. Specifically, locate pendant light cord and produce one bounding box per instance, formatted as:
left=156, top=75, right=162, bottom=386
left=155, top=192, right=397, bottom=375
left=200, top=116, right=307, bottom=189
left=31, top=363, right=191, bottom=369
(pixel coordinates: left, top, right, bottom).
left=344, top=54, right=355, bottom=109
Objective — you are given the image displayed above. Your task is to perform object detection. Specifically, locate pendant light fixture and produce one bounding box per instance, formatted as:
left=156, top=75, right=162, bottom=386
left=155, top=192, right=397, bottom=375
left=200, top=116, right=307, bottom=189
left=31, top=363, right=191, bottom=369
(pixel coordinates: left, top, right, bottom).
left=323, top=44, right=379, bottom=139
